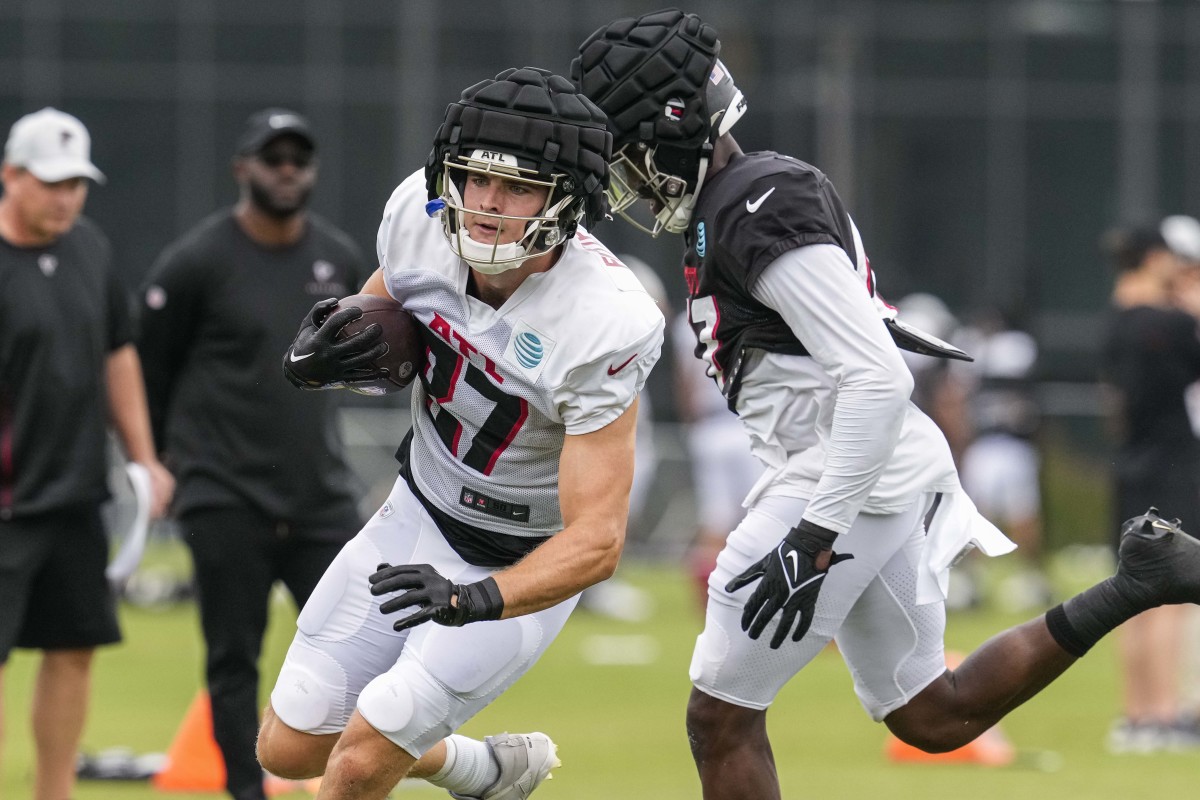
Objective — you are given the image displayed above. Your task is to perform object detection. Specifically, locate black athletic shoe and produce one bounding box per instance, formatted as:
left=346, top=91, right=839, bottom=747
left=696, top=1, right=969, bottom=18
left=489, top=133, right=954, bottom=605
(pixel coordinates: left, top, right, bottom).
left=1115, top=507, right=1200, bottom=608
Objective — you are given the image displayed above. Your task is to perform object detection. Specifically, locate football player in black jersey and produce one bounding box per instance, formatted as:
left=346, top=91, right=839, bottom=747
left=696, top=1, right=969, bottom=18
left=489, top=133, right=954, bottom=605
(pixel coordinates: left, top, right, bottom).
left=574, top=9, right=1200, bottom=798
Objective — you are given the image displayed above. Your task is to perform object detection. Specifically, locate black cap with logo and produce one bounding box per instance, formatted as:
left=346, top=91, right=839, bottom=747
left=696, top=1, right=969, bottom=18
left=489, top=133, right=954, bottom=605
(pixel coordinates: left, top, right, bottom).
left=236, top=108, right=316, bottom=156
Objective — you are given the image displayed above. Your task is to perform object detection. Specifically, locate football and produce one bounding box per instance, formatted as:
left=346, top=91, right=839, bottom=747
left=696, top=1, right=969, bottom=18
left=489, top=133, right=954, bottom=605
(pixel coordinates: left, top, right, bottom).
left=333, top=293, right=424, bottom=394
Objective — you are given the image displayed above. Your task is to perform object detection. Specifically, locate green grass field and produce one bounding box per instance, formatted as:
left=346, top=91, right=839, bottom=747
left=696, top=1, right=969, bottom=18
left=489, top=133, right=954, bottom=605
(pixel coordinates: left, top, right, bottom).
left=4, top=556, right=1198, bottom=799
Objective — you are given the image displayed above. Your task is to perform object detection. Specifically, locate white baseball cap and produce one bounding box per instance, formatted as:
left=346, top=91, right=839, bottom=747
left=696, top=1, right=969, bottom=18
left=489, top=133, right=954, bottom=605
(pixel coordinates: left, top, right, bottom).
left=4, top=107, right=106, bottom=184
left=1161, top=214, right=1200, bottom=263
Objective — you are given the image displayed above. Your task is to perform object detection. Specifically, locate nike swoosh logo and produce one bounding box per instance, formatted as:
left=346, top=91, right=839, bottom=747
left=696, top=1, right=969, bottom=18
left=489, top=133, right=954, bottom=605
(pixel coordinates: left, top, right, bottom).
left=785, top=550, right=800, bottom=584
left=288, top=349, right=315, bottom=363
left=1151, top=520, right=1176, bottom=531
left=746, top=187, right=776, bottom=213
left=607, top=353, right=638, bottom=376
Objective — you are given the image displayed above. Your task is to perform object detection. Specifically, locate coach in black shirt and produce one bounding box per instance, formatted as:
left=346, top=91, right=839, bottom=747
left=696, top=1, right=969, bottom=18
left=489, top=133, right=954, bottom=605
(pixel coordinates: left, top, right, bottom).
left=0, top=107, right=174, bottom=800
left=138, top=109, right=365, bottom=800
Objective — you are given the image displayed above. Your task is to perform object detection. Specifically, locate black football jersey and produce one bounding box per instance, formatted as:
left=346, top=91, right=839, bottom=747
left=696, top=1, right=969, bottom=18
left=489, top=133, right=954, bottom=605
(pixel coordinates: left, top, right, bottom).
left=682, top=151, right=862, bottom=407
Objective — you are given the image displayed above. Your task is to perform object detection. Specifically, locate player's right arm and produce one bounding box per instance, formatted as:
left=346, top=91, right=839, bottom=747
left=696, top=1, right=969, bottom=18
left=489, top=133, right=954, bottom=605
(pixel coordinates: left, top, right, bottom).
left=359, top=266, right=389, bottom=297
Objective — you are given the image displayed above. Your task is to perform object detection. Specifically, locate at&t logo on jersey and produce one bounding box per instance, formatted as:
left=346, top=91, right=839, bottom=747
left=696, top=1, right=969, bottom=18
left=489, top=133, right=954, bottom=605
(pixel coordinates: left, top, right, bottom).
left=514, top=331, right=543, bottom=368
left=504, top=320, right=555, bottom=382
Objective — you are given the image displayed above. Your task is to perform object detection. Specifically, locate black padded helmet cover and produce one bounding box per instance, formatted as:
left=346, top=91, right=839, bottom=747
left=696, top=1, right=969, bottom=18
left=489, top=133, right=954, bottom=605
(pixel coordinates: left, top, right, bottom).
left=425, top=67, right=612, bottom=229
left=571, top=9, right=721, bottom=184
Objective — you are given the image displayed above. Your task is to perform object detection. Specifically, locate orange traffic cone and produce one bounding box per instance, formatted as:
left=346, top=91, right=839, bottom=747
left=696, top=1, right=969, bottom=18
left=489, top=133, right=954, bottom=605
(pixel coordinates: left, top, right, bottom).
left=884, top=723, right=1016, bottom=766
left=152, top=690, right=226, bottom=792
left=883, top=651, right=1017, bottom=767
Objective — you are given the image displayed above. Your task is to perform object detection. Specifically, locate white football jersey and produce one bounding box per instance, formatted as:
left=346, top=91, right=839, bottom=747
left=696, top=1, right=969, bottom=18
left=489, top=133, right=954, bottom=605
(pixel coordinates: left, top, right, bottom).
left=377, top=171, right=665, bottom=539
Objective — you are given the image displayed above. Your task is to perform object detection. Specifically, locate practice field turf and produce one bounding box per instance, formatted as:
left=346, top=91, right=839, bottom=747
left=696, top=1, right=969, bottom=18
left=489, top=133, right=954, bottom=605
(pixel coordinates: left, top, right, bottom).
left=3, top=557, right=1197, bottom=799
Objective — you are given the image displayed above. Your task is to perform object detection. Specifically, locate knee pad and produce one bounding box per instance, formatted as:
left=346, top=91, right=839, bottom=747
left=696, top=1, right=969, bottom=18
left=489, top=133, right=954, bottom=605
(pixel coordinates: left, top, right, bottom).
left=270, top=646, right=347, bottom=734
left=357, top=617, right=541, bottom=756
left=357, top=660, right=451, bottom=757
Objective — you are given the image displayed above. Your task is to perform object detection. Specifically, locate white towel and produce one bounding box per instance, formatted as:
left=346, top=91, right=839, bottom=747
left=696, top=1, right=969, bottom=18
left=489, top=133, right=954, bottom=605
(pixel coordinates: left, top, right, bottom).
left=916, top=489, right=1016, bottom=605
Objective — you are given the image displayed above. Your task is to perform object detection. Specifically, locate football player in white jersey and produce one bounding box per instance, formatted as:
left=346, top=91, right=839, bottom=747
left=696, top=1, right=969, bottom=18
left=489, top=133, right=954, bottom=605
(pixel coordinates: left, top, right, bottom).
left=257, top=67, right=664, bottom=800
left=574, top=10, right=1200, bottom=799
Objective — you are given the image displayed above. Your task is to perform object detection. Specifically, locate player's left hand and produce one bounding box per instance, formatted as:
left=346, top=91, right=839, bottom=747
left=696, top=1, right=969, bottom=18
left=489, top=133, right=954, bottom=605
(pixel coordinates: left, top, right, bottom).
left=725, top=520, right=854, bottom=649
left=369, top=563, right=505, bottom=631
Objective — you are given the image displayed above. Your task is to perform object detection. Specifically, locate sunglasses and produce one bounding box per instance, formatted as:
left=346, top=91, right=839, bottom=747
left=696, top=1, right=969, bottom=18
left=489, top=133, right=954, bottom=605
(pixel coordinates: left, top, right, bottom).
left=257, top=151, right=314, bottom=169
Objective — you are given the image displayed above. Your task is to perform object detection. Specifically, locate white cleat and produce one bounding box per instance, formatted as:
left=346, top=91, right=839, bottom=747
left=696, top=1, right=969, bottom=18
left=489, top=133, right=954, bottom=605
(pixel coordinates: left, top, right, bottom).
left=450, top=732, right=560, bottom=800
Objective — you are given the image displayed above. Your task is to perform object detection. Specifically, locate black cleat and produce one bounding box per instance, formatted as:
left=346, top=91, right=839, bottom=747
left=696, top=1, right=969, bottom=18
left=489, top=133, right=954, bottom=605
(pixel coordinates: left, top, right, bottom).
left=1115, top=507, right=1200, bottom=608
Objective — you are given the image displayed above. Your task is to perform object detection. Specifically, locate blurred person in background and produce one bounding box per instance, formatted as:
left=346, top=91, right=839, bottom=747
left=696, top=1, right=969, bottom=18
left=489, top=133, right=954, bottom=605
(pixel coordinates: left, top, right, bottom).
left=0, top=107, right=173, bottom=800
left=1101, top=223, right=1200, bottom=753
left=576, top=10, right=1200, bottom=797
left=957, top=309, right=1050, bottom=613
left=1161, top=213, right=1200, bottom=741
left=137, top=108, right=367, bottom=800
left=894, top=293, right=973, bottom=467
left=672, top=307, right=763, bottom=610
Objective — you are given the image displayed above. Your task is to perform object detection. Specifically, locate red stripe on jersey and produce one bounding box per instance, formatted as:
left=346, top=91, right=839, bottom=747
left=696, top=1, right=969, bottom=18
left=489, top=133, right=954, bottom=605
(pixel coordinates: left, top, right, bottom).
left=434, top=352, right=464, bottom=404
left=482, top=397, right=528, bottom=476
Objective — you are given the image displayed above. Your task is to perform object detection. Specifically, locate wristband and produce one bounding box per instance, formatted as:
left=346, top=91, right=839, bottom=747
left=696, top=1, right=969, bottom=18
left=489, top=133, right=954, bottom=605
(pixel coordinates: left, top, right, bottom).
left=448, top=576, right=505, bottom=625
left=787, top=519, right=839, bottom=554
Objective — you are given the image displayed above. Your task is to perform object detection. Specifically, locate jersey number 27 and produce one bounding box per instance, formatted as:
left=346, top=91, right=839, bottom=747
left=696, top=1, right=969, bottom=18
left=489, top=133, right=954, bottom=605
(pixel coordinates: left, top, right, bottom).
left=421, top=334, right=528, bottom=476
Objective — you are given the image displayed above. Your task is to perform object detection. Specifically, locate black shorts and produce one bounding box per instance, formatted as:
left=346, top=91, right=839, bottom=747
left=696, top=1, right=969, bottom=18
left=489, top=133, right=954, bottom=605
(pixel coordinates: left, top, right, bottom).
left=0, top=507, right=121, bottom=662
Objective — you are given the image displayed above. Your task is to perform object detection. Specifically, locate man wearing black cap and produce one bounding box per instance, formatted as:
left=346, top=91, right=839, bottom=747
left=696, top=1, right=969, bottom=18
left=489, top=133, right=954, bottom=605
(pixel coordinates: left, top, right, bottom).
left=137, top=108, right=367, bottom=800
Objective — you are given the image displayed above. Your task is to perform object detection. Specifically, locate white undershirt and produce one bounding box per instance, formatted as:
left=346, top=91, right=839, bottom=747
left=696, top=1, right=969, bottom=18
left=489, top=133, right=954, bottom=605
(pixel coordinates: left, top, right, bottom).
left=741, top=243, right=955, bottom=535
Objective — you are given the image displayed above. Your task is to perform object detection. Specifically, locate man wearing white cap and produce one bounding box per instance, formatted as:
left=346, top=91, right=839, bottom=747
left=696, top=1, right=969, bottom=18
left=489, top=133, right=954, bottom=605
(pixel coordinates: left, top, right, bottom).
left=0, top=107, right=174, bottom=800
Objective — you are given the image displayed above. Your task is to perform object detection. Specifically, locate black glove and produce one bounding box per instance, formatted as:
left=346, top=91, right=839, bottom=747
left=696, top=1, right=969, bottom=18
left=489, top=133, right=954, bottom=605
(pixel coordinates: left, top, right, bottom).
left=725, top=519, right=855, bottom=649
left=368, top=562, right=505, bottom=632
left=282, top=298, right=389, bottom=392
